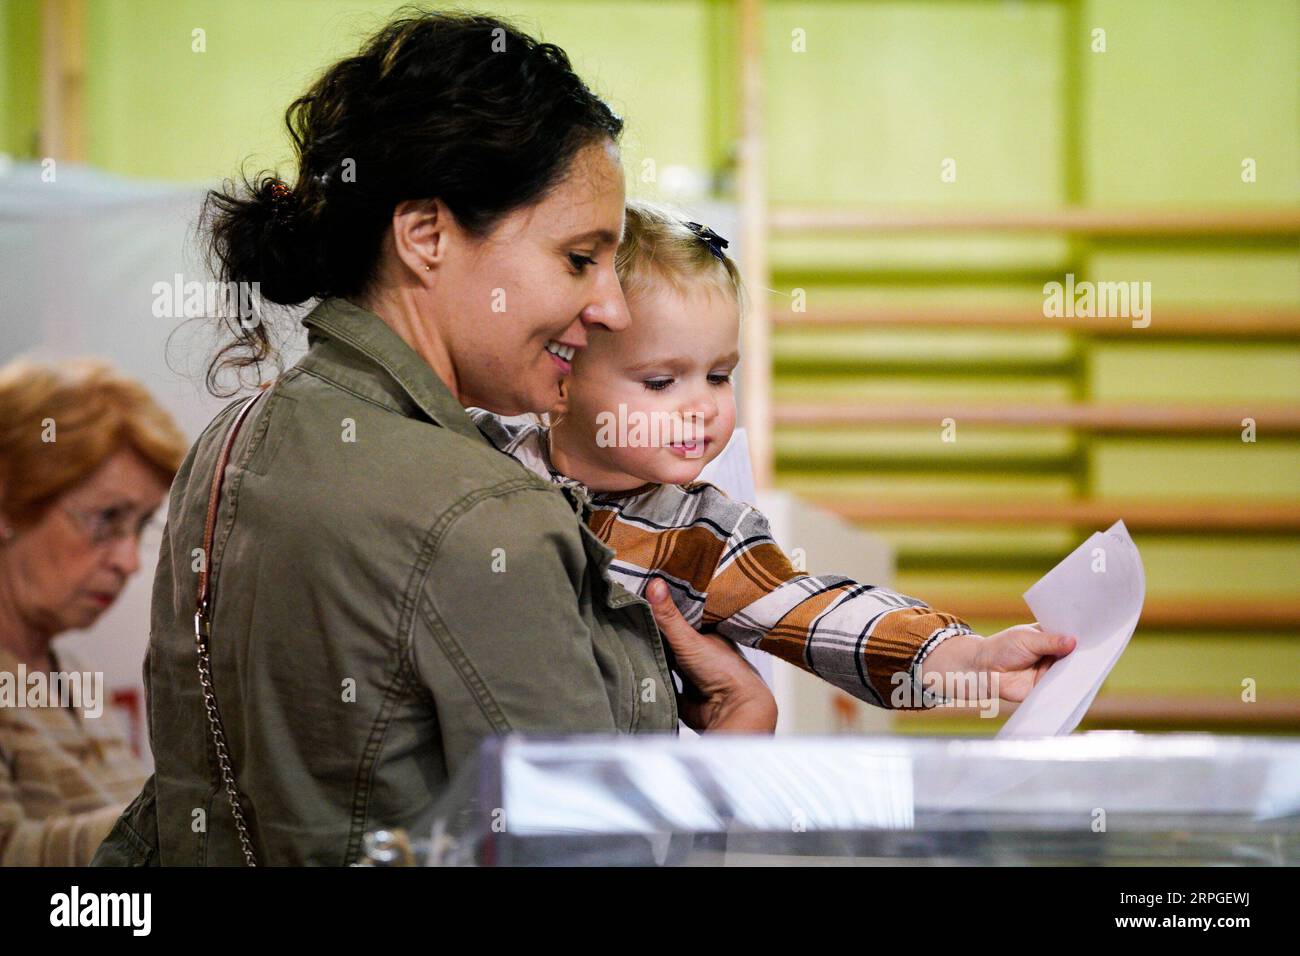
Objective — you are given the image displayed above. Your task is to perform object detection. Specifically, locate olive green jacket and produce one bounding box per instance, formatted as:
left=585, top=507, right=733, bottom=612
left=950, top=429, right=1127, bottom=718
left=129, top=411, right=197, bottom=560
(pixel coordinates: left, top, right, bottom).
left=91, top=297, right=678, bottom=866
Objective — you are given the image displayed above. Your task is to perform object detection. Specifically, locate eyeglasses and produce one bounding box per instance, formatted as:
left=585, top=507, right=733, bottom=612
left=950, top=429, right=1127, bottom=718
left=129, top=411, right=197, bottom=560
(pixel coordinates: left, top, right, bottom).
left=61, top=504, right=162, bottom=548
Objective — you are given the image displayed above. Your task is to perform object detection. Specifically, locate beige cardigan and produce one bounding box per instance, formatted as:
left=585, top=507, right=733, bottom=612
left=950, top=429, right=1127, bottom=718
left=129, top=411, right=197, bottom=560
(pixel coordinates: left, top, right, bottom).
left=0, top=645, right=148, bottom=866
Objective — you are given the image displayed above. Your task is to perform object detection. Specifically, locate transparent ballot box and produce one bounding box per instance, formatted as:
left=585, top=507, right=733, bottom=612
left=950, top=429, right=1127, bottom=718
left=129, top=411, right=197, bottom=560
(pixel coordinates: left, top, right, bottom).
left=408, top=732, right=1300, bottom=866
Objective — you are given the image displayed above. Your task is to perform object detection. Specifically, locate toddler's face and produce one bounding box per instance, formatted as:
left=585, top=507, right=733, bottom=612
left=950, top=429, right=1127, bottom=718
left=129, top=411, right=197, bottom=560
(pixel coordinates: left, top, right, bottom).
left=557, top=275, right=739, bottom=486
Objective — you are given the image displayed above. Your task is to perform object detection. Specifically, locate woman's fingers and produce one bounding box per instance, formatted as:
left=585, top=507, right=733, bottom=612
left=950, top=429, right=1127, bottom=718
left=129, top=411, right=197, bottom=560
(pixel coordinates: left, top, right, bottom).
left=645, top=577, right=777, bottom=732
left=647, top=578, right=695, bottom=666
left=646, top=578, right=710, bottom=702
left=647, top=578, right=690, bottom=647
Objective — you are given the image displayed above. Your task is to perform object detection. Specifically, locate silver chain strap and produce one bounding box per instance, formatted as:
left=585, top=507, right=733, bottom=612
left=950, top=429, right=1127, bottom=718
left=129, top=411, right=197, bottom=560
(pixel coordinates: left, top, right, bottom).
left=191, top=385, right=271, bottom=867
left=195, top=607, right=258, bottom=866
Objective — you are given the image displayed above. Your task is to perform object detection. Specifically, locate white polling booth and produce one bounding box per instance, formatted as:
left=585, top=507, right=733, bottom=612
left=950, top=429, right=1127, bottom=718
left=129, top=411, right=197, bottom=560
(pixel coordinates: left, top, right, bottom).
left=1, top=162, right=236, bottom=758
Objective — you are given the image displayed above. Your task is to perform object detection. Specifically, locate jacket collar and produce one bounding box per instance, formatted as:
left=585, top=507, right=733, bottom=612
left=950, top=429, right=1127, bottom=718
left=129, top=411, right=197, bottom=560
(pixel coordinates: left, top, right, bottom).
left=301, top=296, right=484, bottom=443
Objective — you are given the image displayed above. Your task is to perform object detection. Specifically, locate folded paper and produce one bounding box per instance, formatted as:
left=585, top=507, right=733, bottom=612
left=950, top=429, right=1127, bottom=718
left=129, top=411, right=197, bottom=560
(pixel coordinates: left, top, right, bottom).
left=997, top=520, right=1145, bottom=738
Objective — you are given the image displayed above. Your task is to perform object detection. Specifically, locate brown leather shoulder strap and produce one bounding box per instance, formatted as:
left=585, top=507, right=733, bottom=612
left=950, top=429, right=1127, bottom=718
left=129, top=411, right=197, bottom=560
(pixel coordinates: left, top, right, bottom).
left=196, top=383, right=273, bottom=617
left=191, top=381, right=274, bottom=867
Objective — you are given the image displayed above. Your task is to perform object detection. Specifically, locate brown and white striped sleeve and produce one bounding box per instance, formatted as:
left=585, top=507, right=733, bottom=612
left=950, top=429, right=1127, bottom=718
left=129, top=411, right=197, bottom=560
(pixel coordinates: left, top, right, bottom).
left=702, top=503, right=976, bottom=710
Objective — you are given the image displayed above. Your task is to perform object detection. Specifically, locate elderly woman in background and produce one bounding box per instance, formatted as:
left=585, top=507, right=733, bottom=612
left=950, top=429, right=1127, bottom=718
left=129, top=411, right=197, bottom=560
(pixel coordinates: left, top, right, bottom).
left=0, top=358, right=187, bottom=865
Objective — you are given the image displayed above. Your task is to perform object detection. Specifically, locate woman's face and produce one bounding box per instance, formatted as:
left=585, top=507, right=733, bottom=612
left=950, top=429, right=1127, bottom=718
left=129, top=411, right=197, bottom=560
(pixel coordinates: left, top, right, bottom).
left=0, top=449, right=169, bottom=636
left=438, top=139, right=632, bottom=416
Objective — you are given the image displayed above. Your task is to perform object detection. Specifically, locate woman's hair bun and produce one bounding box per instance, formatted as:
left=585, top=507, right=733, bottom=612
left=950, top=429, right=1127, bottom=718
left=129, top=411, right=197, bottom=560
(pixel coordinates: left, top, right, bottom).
left=204, top=172, right=324, bottom=309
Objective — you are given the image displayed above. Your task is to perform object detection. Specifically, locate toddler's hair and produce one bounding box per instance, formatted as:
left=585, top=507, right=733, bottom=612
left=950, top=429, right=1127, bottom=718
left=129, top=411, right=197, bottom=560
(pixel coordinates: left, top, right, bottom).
left=615, top=199, right=746, bottom=315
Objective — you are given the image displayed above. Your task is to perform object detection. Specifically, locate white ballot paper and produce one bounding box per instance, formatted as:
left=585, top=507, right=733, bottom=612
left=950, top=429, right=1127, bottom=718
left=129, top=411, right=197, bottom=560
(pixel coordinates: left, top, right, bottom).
left=996, top=520, right=1145, bottom=738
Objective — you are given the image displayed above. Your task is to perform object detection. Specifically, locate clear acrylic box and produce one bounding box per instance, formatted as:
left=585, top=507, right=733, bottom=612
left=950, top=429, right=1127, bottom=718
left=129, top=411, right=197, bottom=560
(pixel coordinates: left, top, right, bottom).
left=418, top=731, right=1300, bottom=866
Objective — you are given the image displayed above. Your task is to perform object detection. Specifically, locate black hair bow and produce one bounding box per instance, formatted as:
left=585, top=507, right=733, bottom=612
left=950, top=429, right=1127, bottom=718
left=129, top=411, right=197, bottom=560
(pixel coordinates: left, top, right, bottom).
left=684, top=221, right=730, bottom=262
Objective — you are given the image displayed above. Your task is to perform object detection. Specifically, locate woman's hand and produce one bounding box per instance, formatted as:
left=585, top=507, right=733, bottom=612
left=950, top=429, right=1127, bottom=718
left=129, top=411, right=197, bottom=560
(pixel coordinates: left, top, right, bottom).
left=646, top=578, right=778, bottom=733
left=923, top=624, right=1077, bottom=704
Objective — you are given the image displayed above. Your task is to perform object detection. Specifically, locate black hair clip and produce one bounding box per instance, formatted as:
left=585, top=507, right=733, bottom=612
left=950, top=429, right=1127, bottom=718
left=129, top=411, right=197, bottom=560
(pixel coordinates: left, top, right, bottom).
left=684, top=221, right=730, bottom=263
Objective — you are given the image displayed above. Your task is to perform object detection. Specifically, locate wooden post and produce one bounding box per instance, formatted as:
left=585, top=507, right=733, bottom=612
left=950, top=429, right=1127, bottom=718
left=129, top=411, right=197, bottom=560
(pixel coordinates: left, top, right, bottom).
left=736, top=0, right=773, bottom=490
left=39, top=0, right=87, bottom=163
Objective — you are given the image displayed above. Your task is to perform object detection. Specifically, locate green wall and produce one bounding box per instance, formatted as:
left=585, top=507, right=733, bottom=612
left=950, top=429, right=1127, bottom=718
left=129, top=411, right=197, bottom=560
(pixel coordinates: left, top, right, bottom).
left=13, top=0, right=727, bottom=187
left=0, top=0, right=40, bottom=160
left=759, top=0, right=1300, bottom=732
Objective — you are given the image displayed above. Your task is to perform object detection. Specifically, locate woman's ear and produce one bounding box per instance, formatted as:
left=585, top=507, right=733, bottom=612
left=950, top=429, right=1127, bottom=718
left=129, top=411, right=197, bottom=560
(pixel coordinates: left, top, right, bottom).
left=391, top=198, right=450, bottom=278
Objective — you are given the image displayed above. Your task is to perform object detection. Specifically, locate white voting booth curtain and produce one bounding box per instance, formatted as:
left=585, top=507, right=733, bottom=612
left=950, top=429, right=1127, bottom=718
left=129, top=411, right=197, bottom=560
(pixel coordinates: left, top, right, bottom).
left=1, top=163, right=249, bottom=760
left=0, top=165, right=773, bottom=753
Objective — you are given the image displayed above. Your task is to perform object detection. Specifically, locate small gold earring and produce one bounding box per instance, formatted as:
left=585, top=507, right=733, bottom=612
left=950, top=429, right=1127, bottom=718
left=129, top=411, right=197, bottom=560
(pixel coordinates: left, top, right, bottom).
left=424, top=264, right=431, bottom=272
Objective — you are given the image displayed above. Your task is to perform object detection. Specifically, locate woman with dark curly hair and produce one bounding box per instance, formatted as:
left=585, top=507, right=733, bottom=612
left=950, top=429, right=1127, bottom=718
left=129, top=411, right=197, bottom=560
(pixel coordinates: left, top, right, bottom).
left=93, top=10, right=775, bottom=867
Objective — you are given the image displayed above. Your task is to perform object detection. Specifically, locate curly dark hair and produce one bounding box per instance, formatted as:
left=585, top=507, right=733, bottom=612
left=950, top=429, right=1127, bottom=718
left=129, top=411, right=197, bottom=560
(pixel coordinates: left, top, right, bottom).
left=200, top=8, right=623, bottom=394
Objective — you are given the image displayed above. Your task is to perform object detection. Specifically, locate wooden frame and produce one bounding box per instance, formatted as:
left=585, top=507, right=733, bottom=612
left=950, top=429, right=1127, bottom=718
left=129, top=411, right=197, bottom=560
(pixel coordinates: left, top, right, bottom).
left=737, top=0, right=773, bottom=490
left=821, top=499, right=1300, bottom=533
left=774, top=306, right=1300, bottom=336
left=770, top=206, right=1300, bottom=236
left=774, top=402, right=1300, bottom=433
left=916, top=596, right=1300, bottom=631
left=38, top=0, right=87, bottom=163
left=895, top=696, right=1300, bottom=729
left=731, top=1, right=1300, bottom=730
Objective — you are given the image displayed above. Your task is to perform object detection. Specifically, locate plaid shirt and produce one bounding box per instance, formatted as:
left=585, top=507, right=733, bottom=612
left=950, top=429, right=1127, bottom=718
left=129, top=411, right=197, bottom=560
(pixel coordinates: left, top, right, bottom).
left=0, top=646, right=148, bottom=866
left=469, top=411, right=975, bottom=709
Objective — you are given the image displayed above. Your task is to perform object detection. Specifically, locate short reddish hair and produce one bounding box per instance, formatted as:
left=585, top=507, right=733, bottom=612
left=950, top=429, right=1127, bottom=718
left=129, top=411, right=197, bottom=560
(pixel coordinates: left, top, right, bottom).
left=0, top=358, right=187, bottom=529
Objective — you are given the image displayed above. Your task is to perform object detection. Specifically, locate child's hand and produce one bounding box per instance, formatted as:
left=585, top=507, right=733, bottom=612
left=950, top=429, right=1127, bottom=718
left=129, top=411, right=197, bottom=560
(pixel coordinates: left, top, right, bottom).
left=923, top=624, right=1076, bottom=704
left=976, top=623, right=1077, bottom=703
